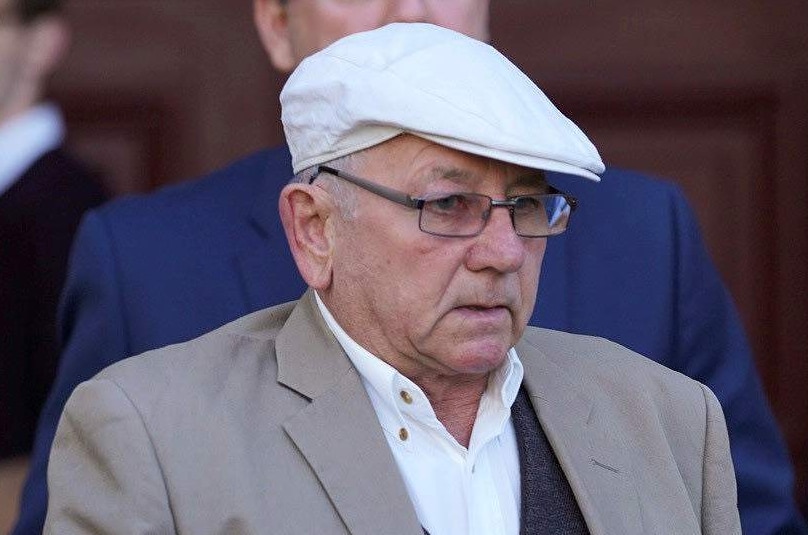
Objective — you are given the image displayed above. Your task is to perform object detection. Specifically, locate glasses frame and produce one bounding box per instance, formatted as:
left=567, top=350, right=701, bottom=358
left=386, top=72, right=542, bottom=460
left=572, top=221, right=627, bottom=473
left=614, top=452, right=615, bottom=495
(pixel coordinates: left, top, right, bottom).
left=310, top=165, right=578, bottom=238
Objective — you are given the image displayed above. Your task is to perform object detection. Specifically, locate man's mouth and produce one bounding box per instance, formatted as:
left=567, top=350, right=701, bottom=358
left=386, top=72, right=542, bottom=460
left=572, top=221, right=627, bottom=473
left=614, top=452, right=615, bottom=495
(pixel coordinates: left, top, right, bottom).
left=454, top=304, right=510, bottom=319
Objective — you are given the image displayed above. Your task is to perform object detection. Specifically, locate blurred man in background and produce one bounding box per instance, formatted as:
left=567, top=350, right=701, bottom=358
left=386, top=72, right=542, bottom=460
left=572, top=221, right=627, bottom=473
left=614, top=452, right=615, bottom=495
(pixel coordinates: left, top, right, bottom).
left=0, top=0, right=105, bottom=460
left=11, top=1, right=806, bottom=534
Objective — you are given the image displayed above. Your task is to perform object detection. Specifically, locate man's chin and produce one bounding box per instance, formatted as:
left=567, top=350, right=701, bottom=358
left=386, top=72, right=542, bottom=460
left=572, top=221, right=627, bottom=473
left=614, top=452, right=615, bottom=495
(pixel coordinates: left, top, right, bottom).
left=443, top=340, right=512, bottom=376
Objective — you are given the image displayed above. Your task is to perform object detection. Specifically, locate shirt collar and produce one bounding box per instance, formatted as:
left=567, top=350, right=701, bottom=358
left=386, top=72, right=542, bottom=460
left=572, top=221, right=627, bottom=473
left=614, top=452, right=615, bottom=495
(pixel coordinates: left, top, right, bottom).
left=313, top=291, right=524, bottom=425
left=0, top=103, right=65, bottom=196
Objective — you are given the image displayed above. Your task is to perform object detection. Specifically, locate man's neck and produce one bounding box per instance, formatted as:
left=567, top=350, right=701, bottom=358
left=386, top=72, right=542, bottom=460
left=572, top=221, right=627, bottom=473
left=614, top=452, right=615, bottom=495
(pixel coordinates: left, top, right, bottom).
left=0, top=85, right=40, bottom=125
left=415, top=374, right=488, bottom=448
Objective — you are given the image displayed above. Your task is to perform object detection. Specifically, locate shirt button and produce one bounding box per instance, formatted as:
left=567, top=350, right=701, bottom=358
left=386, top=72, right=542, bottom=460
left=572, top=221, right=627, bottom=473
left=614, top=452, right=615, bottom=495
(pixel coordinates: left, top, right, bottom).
left=400, top=390, right=413, bottom=404
left=399, top=428, right=409, bottom=441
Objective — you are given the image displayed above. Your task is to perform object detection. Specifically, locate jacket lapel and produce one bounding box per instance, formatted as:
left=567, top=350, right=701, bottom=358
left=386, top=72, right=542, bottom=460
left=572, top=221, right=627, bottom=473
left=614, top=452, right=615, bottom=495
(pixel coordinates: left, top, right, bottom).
left=517, top=335, right=644, bottom=535
left=276, top=292, right=424, bottom=535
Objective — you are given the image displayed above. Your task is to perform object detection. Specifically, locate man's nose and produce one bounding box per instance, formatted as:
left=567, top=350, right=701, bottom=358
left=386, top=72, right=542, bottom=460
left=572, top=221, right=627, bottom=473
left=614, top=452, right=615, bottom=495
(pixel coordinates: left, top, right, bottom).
left=465, top=206, right=530, bottom=274
left=385, top=0, right=429, bottom=24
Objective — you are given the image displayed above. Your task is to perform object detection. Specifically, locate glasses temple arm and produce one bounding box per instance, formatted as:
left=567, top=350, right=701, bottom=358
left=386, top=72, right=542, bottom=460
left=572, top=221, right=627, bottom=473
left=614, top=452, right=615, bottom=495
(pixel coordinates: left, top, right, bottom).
left=316, top=165, right=421, bottom=209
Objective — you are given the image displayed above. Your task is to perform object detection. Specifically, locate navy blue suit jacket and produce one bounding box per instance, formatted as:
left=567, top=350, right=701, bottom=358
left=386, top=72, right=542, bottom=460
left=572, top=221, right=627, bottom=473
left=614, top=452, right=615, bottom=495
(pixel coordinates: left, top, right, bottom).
left=14, top=147, right=806, bottom=534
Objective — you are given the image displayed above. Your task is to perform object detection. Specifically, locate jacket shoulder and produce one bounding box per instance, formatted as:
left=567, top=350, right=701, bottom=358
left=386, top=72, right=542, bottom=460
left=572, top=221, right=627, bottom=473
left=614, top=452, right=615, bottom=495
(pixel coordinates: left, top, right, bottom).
left=519, top=328, right=718, bottom=493
left=94, top=148, right=289, bottom=226
left=1, top=148, right=106, bottom=219
left=519, top=327, right=705, bottom=408
left=71, top=302, right=301, bottom=436
left=92, top=301, right=297, bottom=406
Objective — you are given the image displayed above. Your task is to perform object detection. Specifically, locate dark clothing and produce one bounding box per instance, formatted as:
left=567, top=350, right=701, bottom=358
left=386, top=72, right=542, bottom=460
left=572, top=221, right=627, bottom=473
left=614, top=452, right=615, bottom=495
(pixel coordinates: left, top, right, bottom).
left=512, top=387, right=589, bottom=534
left=0, top=149, right=106, bottom=458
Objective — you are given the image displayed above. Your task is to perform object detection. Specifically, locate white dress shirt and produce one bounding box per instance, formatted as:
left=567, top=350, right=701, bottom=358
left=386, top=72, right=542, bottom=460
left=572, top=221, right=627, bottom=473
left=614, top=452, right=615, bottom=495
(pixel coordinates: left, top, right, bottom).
left=315, top=292, right=524, bottom=535
left=0, top=103, right=64, bottom=197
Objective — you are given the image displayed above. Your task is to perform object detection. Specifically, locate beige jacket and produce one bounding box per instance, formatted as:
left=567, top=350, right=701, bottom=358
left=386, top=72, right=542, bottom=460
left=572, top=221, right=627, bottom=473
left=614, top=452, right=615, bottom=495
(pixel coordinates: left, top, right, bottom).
left=45, top=291, right=740, bottom=534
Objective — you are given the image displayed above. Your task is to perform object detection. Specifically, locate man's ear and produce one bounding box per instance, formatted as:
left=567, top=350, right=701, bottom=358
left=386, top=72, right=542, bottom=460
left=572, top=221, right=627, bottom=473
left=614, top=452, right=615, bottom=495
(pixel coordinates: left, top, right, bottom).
left=23, top=16, right=70, bottom=82
left=253, top=0, right=296, bottom=73
left=279, top=183, right=336, bottom=290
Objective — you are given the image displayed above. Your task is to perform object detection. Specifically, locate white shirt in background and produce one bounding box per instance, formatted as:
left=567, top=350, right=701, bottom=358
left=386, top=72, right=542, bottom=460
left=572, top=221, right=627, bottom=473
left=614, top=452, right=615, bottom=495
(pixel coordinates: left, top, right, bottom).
left=0, top=103, right=65, bottom=197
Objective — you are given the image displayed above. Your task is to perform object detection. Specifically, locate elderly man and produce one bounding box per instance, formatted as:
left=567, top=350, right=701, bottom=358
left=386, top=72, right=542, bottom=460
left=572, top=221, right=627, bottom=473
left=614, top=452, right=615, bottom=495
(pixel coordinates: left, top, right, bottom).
left=13, top=2, right=805, bottom=535
left=44, top=24, right=740, bottom=535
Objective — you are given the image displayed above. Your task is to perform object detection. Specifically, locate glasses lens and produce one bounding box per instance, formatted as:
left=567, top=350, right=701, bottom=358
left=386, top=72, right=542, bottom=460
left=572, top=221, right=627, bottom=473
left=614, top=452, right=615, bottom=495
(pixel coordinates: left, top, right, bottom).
left=420, top=193, right=490, bottom=237
left=419, top=192, right=573, bottom=238
left=513, top=194, right=572, bottom=238
left=513, top=194, right=571, bottom=237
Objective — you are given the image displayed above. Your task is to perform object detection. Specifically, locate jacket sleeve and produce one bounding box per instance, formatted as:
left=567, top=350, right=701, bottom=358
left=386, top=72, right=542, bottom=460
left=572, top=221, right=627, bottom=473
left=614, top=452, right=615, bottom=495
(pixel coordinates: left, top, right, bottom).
left=669, top=189, right=807, bottom=534
left=44, top=379, right=174, bottom=534
left=12, top=211, right=132, bottom=535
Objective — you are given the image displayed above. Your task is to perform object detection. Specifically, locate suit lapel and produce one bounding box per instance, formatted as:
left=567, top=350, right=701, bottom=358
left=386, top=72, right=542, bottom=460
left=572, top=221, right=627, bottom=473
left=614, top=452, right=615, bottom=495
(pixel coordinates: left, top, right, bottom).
left=276, top=292, right=423, bottom=535
left=517, top=335, right=644, bottom=535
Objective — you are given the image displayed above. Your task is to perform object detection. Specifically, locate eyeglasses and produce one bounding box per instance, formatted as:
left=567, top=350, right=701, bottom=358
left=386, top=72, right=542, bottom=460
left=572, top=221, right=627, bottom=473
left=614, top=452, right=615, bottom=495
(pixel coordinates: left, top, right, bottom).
left=310, top=165, right=578, bottom=238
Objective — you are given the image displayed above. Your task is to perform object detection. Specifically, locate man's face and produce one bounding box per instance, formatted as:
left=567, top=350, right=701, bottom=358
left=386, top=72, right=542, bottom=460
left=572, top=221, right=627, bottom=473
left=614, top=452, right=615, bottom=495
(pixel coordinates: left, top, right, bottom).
left=259, top=0, right=490, bottom=71
left=324, top=135, right=546, bottom=382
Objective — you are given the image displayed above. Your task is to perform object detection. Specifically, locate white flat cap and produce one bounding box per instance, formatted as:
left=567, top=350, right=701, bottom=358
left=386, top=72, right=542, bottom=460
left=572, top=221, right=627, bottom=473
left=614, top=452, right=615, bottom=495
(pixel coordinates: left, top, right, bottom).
left=280, top=22, right=604, bottom=181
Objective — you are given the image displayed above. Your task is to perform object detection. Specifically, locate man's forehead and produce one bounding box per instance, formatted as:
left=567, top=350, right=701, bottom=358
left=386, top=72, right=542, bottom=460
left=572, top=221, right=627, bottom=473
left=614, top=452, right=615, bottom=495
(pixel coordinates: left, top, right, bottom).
left=423, top=165, right=545, bottom=186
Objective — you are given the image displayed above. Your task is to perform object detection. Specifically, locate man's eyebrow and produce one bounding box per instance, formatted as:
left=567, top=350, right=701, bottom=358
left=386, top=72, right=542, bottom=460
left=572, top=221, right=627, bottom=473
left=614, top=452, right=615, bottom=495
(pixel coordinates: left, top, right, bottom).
left=513, top=171, right=548, bottom=188
left=427, top=167, right=475, bottom=184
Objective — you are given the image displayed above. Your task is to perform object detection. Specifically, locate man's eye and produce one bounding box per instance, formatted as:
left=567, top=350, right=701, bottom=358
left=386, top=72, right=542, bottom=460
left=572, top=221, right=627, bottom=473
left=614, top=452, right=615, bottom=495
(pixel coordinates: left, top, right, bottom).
left=513, top=196, right=542, bottom=211
left=431, top=194, right=465, bottom=212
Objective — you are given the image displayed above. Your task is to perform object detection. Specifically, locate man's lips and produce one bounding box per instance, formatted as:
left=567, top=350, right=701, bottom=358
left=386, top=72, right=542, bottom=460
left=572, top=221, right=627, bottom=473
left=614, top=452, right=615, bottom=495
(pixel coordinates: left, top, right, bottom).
left=452, top=304, right=511, bottom=321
